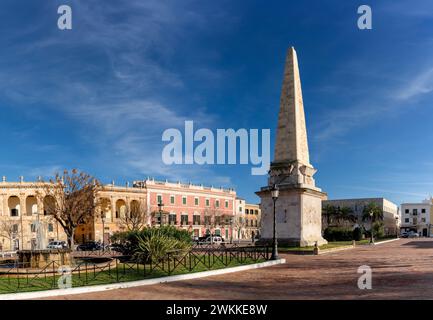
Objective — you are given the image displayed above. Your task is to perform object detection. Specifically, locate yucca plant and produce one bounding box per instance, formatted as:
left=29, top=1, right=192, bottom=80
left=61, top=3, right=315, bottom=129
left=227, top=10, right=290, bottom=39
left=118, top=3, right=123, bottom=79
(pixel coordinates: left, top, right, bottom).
left=133, top=227, right=192, bottom=262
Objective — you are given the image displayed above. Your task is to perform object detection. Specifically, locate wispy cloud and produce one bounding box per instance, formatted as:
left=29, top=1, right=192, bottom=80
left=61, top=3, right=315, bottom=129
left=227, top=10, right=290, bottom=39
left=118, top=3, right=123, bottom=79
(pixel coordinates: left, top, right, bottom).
left=0, top=0, right=235, bottom=186
left=395, top=67, right=433, bottom=101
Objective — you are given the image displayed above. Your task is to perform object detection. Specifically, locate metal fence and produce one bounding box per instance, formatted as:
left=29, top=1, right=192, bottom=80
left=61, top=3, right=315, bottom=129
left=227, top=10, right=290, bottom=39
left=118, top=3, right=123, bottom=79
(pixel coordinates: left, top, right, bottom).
left=0, top=245, right=270, bottom=294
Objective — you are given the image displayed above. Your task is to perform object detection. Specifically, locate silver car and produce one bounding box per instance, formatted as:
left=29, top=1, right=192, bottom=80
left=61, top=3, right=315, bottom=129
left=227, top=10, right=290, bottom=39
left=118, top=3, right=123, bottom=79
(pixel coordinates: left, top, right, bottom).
left=47, top=241, right=67, bottom=249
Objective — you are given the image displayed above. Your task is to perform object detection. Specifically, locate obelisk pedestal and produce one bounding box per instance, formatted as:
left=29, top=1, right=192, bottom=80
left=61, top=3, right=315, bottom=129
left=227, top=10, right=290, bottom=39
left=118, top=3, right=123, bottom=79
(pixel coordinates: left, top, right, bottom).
left=256, top=47, right=327, bottom=247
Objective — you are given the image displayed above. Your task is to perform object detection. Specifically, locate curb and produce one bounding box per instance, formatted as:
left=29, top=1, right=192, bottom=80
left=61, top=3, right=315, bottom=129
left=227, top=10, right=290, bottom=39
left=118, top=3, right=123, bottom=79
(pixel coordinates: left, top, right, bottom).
left=317, top=245, right=354, bottom=255
left=372, top=238, right=400, bottom=245
left=0, top=259, right=286, bottom=300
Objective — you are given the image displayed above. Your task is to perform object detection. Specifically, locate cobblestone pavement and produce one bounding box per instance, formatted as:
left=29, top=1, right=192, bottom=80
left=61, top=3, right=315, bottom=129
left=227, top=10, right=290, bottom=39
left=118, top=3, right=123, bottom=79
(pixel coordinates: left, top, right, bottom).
left=42, top=238, right=433, bottom=300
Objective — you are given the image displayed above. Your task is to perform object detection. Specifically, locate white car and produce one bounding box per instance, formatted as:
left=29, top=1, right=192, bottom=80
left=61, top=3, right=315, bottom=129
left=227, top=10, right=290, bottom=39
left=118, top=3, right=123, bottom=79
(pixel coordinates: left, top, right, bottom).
left=47, top=241, right=67, bottom=249
left=408, top=232, right=419, bottom=238
left=201, top=236, right=224, bottom=244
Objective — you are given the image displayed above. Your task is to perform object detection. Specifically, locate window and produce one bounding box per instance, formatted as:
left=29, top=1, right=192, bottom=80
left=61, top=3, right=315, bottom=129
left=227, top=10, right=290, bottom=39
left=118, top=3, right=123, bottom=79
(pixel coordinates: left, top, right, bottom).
left=194, top=197, right=199, bottom=206
left=239, top=207, right=242, bottom=213
left=413, top=218, right=417, bottom=224
left=170, top=195, right=175, bottom=205
left=10, top=209, right=18, bottom=217
left=225, top=200, right=229, bottom=208
left=157, top=194, right=162, bottom=204
left=422, top=209, right=426, bottom=214
left=48, top=223, right=54, bottom=232
left=422, top=218, right=426, bottom=223
left=405, top=209, right=409, bottom=214
left=246, top=218, right=249, bottom=226
left=193, top=215, right=201, bottom=225
left=181, top=214, right=189, bottom=226
left=405, top=218, right=409, bottom=223
left=182, top=196, right=187, bottom=205
left=205, top=199, right=210, bottom=207
left=30, top=223, right=36, bottom=233
left=12, top=224, right=18, bottom=233
left=215, top=200, right=220, bottom=208
left=245, top=209, right=249, bottom=214
left=255, top=220, right=258, bottom=227
left=255, top=210, right=259, bottom=215
left=204, top=216, right=211, bottom=225
left=168, top=214, right=177, bottom=225
left=215, top=216, right=221, bottom=225
left=413, top=209, right=418, bottom=215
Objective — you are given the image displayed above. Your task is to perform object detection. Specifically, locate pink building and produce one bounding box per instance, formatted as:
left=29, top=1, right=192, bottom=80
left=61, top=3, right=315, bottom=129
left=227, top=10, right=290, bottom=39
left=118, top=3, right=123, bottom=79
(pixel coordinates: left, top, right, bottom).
left=133, top=178, right=237, bottom=240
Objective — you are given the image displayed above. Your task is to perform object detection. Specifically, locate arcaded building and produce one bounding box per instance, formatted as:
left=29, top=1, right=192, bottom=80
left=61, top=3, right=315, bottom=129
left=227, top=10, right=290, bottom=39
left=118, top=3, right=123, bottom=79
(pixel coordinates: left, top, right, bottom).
left=75, top=178, right=237, bottom=244
left=0, top=177, right=67, bottom=251
left=0, top=177, right=238, bottom=249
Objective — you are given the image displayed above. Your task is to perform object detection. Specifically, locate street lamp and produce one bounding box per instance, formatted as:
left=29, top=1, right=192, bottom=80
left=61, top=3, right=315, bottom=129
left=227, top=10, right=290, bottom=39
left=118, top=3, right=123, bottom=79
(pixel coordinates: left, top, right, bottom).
left=270, top=184, right=279, bottom=260
left=369, top=210, right=374, bottom=244
left=395, top=216, right=399, bottom=238
left=158, top=202, right=164, bottom=226
left=101, top=212, right=106, bottom=251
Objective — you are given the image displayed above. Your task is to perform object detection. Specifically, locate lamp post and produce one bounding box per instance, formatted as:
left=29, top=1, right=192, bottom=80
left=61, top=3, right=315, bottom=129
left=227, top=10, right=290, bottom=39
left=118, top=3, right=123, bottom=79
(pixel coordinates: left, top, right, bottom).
left=395, top=216, right=399, bottom=238
left=369, top=210, right=374, bottom=244
left=270, top=184, right=279, bottom=260
left=101, top=212, right=106, bottom=251
left=158, top=202, right=164, bottom=226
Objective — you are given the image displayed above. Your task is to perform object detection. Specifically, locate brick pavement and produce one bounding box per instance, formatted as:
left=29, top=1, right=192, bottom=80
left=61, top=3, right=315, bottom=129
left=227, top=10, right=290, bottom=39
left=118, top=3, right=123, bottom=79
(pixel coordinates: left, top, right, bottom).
left=41, top=238, right=433, bottom=300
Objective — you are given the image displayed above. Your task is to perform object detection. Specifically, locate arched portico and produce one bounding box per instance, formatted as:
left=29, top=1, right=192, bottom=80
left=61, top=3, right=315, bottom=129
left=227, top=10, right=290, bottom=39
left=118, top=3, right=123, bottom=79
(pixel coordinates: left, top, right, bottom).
left=8, top=196, right=20, bottom=217
left=26, top=196, right=37, bottom=216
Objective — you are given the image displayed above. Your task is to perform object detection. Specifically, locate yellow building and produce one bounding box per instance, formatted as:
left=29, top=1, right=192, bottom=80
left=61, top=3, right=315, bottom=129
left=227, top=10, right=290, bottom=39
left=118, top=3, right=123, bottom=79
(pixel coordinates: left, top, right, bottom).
left=0, top=178, right=67, bottom=251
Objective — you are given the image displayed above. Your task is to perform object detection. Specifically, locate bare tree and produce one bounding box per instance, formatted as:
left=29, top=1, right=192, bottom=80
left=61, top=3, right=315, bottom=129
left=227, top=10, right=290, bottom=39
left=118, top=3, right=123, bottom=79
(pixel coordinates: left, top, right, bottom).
left=0, top=220, right=19, bottom=251
left=232, top=213, right=246, bottom=241
left=203, top=205, right=228, bottom=243
left=118, top=201, right=148, bottom=231
left=38, top=169, right=100, bottom=249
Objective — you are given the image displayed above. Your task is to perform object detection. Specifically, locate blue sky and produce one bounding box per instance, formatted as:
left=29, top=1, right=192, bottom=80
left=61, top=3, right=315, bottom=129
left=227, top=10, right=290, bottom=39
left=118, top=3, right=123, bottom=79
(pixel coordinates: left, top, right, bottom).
left=1, top=0, right=433, bottom=205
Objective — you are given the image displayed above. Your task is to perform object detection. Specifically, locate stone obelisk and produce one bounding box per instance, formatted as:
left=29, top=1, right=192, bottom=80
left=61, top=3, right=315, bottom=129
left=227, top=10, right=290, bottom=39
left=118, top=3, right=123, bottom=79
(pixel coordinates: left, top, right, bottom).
left=256, top=47, right=327, bottom=247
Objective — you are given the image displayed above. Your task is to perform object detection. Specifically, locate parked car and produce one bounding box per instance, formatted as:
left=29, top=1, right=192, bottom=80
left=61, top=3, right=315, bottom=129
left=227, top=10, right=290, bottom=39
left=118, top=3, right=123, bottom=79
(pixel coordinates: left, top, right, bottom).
left=408, top=232, right=419, bottom=238
left=76, top=241, right=102, bottom=251
left=400, top=232, right=409, bottom=238
left=47, top=241, right=68, bottom=249
left=201, top=236, right=224, bottom=244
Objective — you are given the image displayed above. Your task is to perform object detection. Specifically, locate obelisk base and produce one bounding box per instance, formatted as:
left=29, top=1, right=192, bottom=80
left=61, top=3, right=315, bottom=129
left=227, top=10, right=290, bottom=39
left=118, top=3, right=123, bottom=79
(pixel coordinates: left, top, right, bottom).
left=256, top=185, right=328, bottom=247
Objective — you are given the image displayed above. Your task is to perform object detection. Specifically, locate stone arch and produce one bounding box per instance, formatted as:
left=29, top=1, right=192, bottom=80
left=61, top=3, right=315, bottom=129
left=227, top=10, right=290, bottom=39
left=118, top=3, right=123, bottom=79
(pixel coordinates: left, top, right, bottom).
left=99, top=197, right=112, bottom=220
left=8, top=196, right=20, bottom=217
left=116, top=199, right=127, bottom=219
left=43, top=195, right=56, bottom=215
left=130, top=200, right=140, bottom=219
left=26, top=196, right=38, bottom=216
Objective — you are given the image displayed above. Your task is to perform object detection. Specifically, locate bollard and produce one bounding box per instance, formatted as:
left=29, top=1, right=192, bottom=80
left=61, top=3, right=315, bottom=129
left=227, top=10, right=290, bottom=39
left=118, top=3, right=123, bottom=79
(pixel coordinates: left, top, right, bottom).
left=313, top=241, right=319, bottom=255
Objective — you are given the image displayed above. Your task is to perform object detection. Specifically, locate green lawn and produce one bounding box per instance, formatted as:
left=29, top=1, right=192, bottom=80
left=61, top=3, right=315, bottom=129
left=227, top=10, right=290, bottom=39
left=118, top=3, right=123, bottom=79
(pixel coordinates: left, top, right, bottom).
left=0, top=256, right=265, bottom=294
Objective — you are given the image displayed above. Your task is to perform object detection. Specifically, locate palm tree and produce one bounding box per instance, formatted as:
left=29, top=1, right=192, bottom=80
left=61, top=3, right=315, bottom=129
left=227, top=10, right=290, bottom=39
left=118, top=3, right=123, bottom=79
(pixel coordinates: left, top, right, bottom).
left=322, top=205, right=338, bottom=227
left=339, top=207, right=357, bottom=225
left=362, top=202, right=384, bottom=223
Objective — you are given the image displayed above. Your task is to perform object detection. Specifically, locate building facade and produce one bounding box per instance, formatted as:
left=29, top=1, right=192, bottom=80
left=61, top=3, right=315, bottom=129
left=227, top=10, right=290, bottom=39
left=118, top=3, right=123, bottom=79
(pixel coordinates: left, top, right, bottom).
left=0, top=178, right=67, bottom=251
left=234, top=198, right=261, bottom=241
left=0, top=177, right=239, bottom=250
left=244, top=203, right=261, bottom=240
left=401, top=198, right=433, bottom=236
left=322, top=198, right=400, bottom=236
left=78, top=178, right=237, bottom=244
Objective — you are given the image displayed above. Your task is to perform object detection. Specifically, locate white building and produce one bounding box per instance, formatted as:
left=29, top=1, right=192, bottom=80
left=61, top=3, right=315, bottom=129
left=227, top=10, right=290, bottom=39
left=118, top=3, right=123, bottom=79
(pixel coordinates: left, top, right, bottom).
left=401, top=198, right=433, bottom=237
left=323, top=198, right=400, bottom=236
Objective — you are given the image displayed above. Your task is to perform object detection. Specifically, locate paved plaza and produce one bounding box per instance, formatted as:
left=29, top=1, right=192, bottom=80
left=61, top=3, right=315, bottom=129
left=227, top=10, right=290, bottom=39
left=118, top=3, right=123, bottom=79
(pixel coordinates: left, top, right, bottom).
left=41, top=238, right=433, bottom=300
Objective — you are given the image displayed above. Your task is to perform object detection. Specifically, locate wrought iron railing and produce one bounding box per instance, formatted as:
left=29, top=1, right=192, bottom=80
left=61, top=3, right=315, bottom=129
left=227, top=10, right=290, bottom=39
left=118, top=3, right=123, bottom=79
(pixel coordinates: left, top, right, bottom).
left=0, top=245, right=270, bottom=294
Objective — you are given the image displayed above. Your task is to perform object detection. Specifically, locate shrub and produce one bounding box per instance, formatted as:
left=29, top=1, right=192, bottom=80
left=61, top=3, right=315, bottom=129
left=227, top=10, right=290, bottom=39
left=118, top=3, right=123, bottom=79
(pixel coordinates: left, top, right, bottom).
left=324, top=227, right=353, bottom=241
left=352, top=227, right=362, bottom=241
left=111, top=226, right=192, bottom=259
